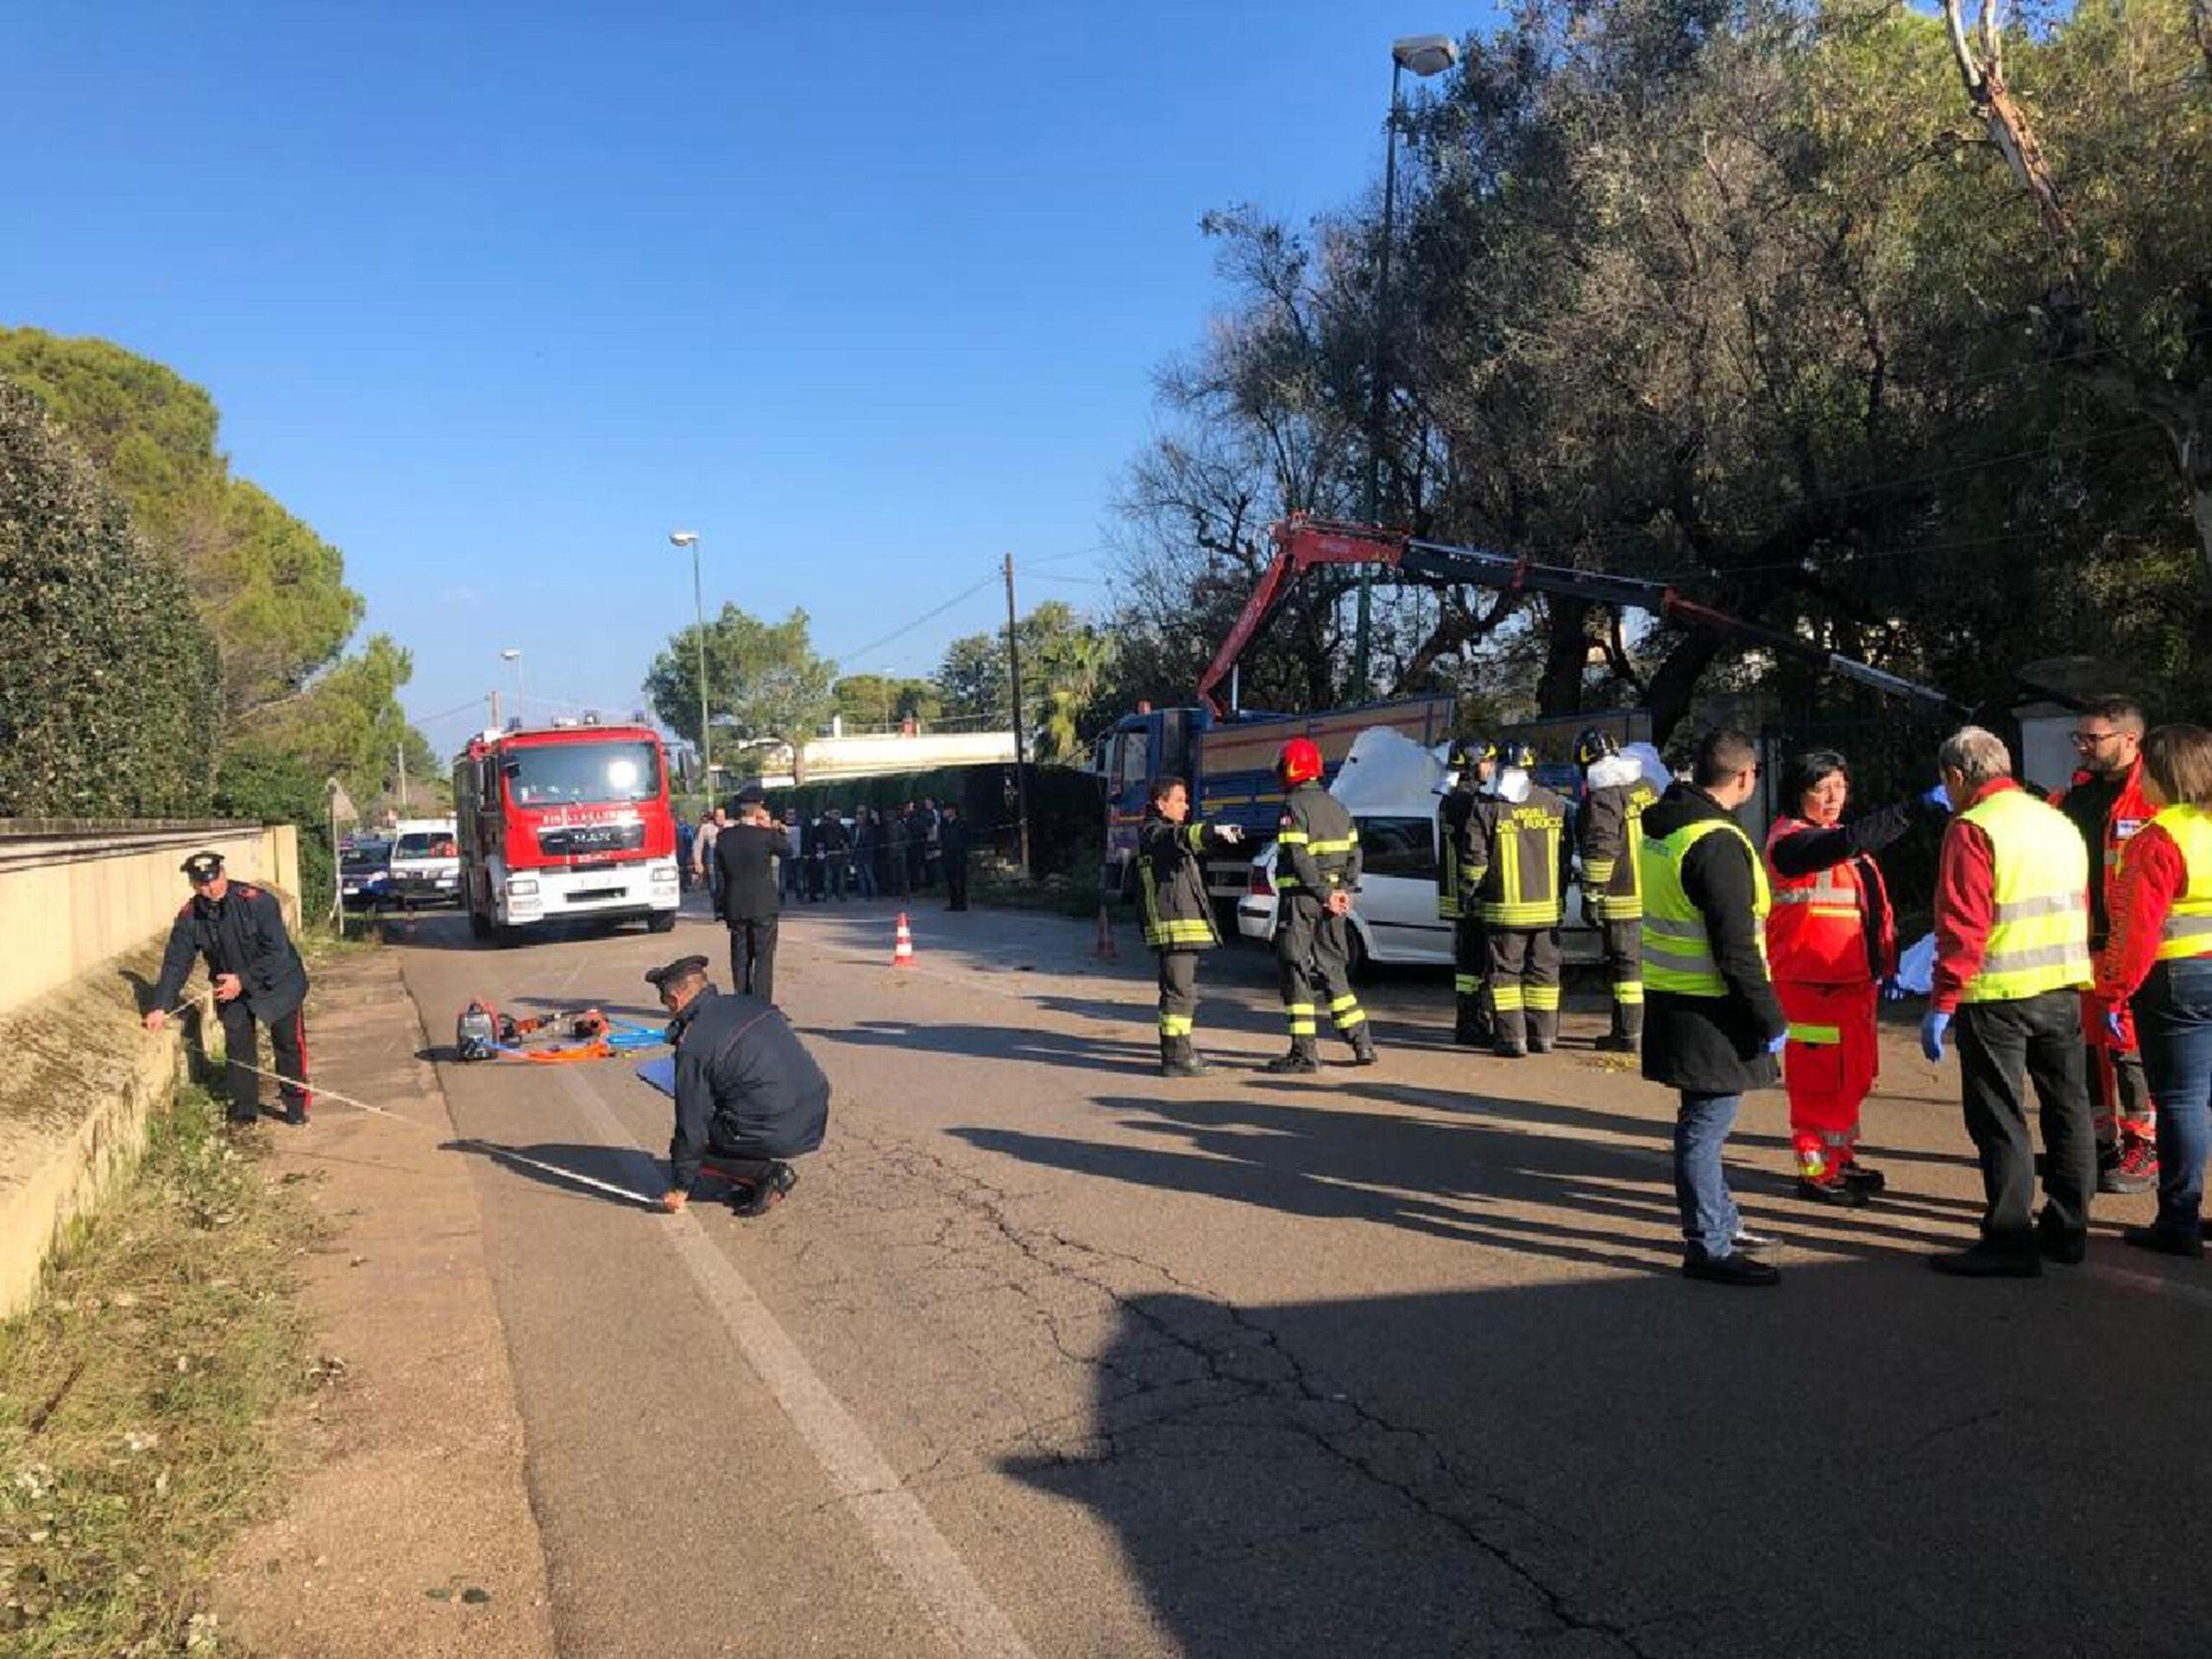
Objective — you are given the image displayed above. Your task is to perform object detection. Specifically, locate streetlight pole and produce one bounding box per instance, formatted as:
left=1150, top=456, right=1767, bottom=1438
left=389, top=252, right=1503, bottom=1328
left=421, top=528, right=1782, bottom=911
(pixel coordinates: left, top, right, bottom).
left=671, top=531, right=710, bottom=794
left=1351, top=32, right=1459, bottom=703
left=500, top=647, right=524, bottom=721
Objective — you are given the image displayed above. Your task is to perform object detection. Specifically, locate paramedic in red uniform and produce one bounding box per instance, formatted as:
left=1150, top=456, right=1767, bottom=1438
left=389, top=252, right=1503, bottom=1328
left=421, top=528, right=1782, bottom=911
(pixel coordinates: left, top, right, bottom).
left=1764, top=752, right=1948, bottom=1205
left=2054, top=695, right=2160, bottom=1192
left=143, top=849, right=312, bottom=1126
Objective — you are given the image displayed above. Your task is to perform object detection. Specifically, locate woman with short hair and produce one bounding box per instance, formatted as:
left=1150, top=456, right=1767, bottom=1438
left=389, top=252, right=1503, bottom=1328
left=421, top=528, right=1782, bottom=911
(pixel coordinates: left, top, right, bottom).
left=2095, top=724, right=2212, bottom=1256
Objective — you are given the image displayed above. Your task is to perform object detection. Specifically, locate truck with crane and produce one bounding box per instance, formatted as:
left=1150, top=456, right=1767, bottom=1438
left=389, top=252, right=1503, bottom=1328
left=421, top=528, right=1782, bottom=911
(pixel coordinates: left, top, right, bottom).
left=1096, top=514, right=1957, bottom=910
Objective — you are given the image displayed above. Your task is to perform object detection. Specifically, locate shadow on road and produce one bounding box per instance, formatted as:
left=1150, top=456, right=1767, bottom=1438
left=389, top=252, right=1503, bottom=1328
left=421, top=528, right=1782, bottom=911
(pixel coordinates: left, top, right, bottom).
left=810, top=1020, right=1162, bottom=1079
left=442, top=1137, right=665, bottom=1211
left=1001, top=1259, right=2212, bottom=1658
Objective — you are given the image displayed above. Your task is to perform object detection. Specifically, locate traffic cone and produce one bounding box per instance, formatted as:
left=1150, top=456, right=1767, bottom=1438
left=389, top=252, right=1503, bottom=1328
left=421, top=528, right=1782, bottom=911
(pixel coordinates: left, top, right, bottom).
left=893, top=912, right=917, bottom=968
left=1093, top=904, right=1119, bottom=960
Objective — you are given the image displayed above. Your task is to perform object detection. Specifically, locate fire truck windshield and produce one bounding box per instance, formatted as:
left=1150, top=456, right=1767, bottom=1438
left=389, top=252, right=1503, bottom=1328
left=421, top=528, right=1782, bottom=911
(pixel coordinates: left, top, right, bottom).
left=503, top=740, right=662, bottom=807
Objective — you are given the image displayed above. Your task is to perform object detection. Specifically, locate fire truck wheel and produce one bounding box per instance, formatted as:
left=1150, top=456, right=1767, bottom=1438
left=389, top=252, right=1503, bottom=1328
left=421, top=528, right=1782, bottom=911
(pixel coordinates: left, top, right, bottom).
left=647, top=909, right=678, bottom=934
left=467, top=906, right=493, bottom=941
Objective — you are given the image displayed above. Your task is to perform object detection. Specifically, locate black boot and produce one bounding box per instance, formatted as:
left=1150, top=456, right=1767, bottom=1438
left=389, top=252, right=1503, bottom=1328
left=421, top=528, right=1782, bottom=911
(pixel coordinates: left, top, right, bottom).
left=1348, top=1027, right=1378, bottom=1066
left=1595, top=1001, right=1642, bottom=1053
left=1492, top=1009, right=1529, bottom=1060
left=1263, top=1040, right=1321, bottom=1075
left=1160, top=1035, right=1213, bottom=1078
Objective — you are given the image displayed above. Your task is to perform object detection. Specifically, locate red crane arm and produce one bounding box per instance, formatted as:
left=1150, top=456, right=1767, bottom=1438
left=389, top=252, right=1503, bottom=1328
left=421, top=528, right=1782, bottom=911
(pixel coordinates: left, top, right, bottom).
left=1192, top=517, right=1408, bottom=717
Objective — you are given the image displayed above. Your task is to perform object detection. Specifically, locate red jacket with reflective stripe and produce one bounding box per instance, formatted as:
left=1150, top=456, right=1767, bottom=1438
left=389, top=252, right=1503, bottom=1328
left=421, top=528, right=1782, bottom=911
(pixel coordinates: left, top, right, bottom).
left=1764, top=815, right=1895, bottom=987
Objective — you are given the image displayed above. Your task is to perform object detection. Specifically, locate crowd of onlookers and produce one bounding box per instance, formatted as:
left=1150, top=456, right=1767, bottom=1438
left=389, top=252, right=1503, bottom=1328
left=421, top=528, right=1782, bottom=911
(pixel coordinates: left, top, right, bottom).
left=678, top=796, right=970, bottom=910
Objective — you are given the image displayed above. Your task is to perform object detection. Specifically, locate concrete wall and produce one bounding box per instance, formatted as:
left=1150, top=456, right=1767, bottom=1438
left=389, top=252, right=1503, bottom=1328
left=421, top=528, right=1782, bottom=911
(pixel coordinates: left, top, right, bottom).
left=0, top=819, right=302, bottom=1319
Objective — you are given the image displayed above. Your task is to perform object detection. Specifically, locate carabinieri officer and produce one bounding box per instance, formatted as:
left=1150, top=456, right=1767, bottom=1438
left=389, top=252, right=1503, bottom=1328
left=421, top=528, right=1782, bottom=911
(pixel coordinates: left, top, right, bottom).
left=144, top=850, right=312, bottom=1126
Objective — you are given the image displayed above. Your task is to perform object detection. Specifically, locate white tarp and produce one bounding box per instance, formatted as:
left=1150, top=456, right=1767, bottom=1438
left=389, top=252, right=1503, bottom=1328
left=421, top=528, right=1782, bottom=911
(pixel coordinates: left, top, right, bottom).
left=1624, top=741, right=1673, bottom=792
left=1330, top=726, right=1446, bottom=810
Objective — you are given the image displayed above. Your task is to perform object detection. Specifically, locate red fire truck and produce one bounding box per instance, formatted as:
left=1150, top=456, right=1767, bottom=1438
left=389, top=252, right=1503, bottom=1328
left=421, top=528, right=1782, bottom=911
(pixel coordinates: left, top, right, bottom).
left=454, top=720, right=682, bottom=942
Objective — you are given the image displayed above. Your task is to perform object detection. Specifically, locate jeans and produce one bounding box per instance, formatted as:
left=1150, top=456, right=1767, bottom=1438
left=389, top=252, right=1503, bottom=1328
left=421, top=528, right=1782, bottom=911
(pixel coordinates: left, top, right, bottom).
left=1956, top=988, right=2094, bottom=1245
left=853, top=857, right=877, bottom=899
left=1673, top=1091, right=1742, bottom=1260
left=2135, top=958, right=2212, bottom=1236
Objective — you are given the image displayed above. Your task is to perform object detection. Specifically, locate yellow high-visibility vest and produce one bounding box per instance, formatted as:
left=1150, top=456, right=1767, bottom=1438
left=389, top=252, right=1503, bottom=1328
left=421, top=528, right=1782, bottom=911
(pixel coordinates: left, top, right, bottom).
left=2148, top=804, right=2212, bottom=963
left=1955, top=787, right=2091, bottom=1002
left=1639, top=818, right=1770, bottom=997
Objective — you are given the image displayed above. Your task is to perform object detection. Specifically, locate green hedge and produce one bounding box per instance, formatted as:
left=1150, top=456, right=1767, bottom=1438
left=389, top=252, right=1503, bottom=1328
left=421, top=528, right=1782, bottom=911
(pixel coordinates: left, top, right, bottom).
left=0, top=379, right=219, bottom=816
left=213, top=739, right=336, bottom=917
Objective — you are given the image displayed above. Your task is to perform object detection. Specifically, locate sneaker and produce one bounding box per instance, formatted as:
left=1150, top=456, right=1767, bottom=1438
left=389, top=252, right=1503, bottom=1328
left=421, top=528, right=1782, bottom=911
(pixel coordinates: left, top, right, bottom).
left=1682, top=1252, right=1779, bottom=1287
left=1928, top=1244, right=2041, bottom=1278
left=2100, top=1141, right=2158, bottom=1196
left=731, top=1162, right=797, bottom=1218
left=1795, top=1177, right=1868, bottom=1208
left=1262, top=1051, right=1321, bottom=1075
left=2121, top=1224, right=2204, bottom=1259
left=1840, top=1163, right=1886, bottom=1195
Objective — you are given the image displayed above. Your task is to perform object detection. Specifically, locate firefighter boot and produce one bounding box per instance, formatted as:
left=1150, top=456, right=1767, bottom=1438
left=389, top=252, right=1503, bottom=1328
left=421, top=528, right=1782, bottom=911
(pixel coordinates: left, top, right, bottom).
left=1493, top=1009, right=1529, bottom=1060
left=1528, top=1008, right=1560, bottom=1057
left=1348, top=1024, right=1378, bottom=1066
left=1596, top=1000, right=1642, bottom=1053
left=1263, top=1039, right=1322, bottom=1075
left=1160, top=1035, right=1214, bottom=1079
left=1453, top=996, right=1492, bottom=1049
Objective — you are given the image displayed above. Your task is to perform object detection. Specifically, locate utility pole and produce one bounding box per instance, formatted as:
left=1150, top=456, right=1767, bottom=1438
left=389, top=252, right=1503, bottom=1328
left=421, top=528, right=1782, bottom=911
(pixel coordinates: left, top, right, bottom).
left=490, top=689, right=502, bottom=731
left=1002, top=552, right=1032, bottom=878
left=396, top=743, right=408, bottom=814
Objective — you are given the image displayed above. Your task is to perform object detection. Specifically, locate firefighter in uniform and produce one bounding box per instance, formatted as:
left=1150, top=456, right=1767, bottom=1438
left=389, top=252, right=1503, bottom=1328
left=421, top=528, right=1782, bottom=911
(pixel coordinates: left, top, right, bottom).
left=2053, top=695, right=2158, bottom=1192
left=1138, top=776, right=1245, bottom=1077
left=1268, top=737, right=1376, bottom=1073
left=1764, top=750, right=1947, bottom=1205
left=1437, top=738, right=1497, bottom=1047
left=143, top=850, right=312, bottom=1126
left=1468, top=746, right=1570, bottom=1058
left=1575, top=728, right=1660, bottom=1052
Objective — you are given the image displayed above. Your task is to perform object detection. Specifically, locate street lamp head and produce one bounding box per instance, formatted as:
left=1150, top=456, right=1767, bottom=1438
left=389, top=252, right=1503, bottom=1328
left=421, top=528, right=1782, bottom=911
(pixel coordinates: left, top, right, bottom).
left=501, top=648, right=522, bottom=663
left=669, top=530, right=699, bottom=548
left=1392, top=34, right=1459, bottom=76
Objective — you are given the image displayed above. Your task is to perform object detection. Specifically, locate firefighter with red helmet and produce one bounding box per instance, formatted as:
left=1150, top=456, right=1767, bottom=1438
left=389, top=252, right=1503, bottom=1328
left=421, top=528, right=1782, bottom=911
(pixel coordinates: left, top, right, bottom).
left=1268, top=737, right=1376, bottom=1073
left=2054, top=695, right=2159, bottom=1193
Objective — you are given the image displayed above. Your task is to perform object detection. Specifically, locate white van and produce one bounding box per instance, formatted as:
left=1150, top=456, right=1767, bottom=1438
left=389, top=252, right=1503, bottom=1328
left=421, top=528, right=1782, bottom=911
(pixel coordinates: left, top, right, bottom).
left=387, top=817, right=461, bottom=908
left=1235, top=728, right=1601, bottom=972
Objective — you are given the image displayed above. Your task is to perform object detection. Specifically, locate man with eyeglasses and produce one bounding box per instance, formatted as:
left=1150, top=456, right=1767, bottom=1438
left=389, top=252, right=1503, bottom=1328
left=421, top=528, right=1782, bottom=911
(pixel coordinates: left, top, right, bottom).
left=2054, top=695, right=2159, bottom=1193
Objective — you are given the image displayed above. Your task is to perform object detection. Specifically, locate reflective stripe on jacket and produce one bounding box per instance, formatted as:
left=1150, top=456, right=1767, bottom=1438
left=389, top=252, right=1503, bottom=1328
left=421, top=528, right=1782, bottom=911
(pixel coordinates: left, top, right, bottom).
left=1437, top=787, right=1476, bottom=920
left=1955, top=787, right=2092, bottom=1002
left=1580, top=775, right=1659, bottom=922
left=1764, top=815, right=1891, bottom=987
left=1275, top=783, right=1360, bottom=899
left=1642, top=820, right=1770, bottom=996
left=1138, top=810, right=1231, bottom=950
left=1467, top=787, right=1569, bottom=928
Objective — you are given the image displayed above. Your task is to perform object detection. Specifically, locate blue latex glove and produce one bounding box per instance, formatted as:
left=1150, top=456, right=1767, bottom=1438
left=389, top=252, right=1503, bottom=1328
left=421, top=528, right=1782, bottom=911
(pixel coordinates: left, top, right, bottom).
left=1765, top=1032, right=1789, bottom=1057
left=1920, top=1009, right=1951, bottom=1063
left=2103, top=1007, right=2127, bottom=1045
left=1921, top=783, right=1952, bottom=813
left=1881, top=976, right=1908, bottom=1002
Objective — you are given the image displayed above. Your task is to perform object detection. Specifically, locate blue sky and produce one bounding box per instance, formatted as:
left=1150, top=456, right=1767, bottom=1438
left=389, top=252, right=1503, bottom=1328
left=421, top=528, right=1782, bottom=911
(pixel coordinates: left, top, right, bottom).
left=4, top=3, right=1495, bottom=755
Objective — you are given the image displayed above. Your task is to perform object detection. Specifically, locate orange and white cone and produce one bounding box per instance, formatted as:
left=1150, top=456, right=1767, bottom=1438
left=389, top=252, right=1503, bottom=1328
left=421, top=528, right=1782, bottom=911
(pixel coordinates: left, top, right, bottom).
left=893, top=912, right=917, bottom=968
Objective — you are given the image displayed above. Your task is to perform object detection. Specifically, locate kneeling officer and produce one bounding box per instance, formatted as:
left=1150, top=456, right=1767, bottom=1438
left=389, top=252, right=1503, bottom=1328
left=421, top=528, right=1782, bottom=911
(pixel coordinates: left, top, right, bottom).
left=648, top=955, right=830, bottom=1217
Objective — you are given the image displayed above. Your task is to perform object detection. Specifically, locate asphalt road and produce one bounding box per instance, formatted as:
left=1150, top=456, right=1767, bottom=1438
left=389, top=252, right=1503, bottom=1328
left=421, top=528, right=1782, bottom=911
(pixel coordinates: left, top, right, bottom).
left=382, top=888, right=2212, bottom=1659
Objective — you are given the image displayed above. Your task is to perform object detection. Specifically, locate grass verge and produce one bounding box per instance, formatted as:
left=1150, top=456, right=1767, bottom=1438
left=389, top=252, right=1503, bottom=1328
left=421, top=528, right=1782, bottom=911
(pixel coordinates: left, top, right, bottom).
left=0, top=1085, right=321, bottom=1656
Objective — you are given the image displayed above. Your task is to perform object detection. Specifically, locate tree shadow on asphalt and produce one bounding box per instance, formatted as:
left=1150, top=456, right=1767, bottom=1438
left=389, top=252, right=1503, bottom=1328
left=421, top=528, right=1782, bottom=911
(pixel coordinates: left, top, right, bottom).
left=952, top=1085, right=1986, bottom=1275
left=440, top=1137, right=666, bottom=1211
left=806, top=1020, right=1164, bottom=1078
left=1001, top=1259, right=2212, bottom=1659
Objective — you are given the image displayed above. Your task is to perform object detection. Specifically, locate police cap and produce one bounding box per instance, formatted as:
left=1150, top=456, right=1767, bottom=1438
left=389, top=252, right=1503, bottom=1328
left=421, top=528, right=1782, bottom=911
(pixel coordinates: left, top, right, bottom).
left=181, top=850, right=226, bottom=883
left=731, top=783, right=766, bottom=808
left=643, top=954, right=711, bottom=991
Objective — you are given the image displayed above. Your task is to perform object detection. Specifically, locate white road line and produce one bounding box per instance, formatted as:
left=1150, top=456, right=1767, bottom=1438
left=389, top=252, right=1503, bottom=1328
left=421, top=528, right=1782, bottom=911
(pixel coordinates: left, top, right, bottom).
left=550, top=1065, right=1038, bottom=1659
left=2087, top=1261, right=2212, bottom=1310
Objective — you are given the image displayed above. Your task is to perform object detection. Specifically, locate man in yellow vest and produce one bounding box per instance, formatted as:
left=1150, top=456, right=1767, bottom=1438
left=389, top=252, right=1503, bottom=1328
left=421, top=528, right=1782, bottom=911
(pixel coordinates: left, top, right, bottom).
left=1923, top=726, right=2096, bottom=1276
left=1639, top=728, right=1788, bottom=1287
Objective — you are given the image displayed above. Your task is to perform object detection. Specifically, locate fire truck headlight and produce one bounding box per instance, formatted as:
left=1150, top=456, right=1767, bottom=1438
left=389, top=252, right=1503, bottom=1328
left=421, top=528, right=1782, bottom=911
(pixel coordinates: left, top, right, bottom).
left=507, top=877, right=538, bottom=897
left=652, top=864, right=678, bottom=886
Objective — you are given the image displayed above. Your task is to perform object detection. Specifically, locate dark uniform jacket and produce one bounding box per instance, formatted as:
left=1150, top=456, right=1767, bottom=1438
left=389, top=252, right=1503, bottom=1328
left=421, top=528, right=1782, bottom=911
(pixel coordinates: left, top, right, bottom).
left=1138, top=808, right=1237, bottom=950
left=1465, top=781, right=1571, bottom=929
left=1276, top=782, right=1361, bottom=905
left=1579, top=765, right=1661, bottom=920
left=667, top=988, right=831, bottom=1188
left=1437, top=785, right=1478, bottom=920
left=941, top=816, right=971, bottom=868
left=714, top=823, right=792, bottom=921
left=150, top=882, right=308, bottom=1022
left=1638, top=784, right=1785, bottom=1095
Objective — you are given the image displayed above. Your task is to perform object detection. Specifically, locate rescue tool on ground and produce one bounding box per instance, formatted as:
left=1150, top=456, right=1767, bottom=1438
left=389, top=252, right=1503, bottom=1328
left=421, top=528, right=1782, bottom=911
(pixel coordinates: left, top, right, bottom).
left=454, top=1000, right=667, bottom=1064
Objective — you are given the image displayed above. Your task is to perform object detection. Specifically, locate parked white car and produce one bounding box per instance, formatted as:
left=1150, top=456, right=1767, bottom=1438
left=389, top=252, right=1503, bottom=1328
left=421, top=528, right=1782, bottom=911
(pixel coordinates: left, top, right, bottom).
left=1233, top=729, right=1595, bottom=972
left=387, top=817, right=461, bottom=908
